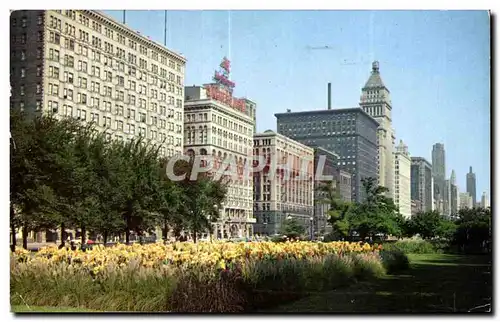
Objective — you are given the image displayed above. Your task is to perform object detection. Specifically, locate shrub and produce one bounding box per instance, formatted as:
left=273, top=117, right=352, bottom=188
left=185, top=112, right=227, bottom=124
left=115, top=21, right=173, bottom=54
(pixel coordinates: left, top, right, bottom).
left=379, top=249, right=410, bottom=273
left=169, top=268, right=248, bottom=312
left=351, top=252, right=386, bottom=279
left=384, top=240, right=438, bottom=254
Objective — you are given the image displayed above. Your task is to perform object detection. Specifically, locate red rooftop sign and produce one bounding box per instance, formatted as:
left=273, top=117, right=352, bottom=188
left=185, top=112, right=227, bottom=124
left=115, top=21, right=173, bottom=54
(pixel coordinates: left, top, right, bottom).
left=204, top=57, right=246, bottom=113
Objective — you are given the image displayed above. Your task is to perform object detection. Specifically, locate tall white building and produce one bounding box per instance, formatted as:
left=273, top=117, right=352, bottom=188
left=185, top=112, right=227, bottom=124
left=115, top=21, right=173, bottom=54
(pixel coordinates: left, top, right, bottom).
left=459, top=192, right=473, bottom=210
left=183, top=58, right=256, bottom=238
left=431, top=177, right=435, bottom=211
left=481, top=191, right=490, bottom=208
left=450, top=170, right=459, bottom=216
left=394, top=140, right=411, bottom=218
left=10, top=10, right=187, bottom=158
left=253, top=131, right=314, bottom=236
left=359, top=61, right=395, bottom=199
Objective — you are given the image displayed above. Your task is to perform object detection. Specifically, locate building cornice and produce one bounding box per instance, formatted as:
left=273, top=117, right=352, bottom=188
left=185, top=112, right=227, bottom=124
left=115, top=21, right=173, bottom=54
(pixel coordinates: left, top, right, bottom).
left=83, top=10, right=187, bottom=64
left=185, top=99, right=254, bottom=124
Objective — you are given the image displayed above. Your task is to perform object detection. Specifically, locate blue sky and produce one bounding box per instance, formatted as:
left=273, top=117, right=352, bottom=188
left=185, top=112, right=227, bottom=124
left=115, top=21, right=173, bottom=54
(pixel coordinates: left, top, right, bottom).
left=104, top=10, right=490, bottom=200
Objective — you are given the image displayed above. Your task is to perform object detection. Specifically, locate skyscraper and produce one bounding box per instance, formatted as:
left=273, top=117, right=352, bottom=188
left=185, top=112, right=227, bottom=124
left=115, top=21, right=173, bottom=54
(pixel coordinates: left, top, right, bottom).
left=276, top=108, right=379, bottom=202
left=466, top=166, right=477, bottom=206
left=450, top=170, right=459, bottom=217
left=394, top=140, right=411, bottom=218
left=359, top=61, right=395, bottom=199
left=432, top=143, right=448, bottom=215
left=459, top=192, right=473, bottom=210
left=10, top=10, right=187, bottom=158
left=443, top=179, right=451, bottom=217
left=481, top=191, right=490, bottom=208
left=410, top=157, right=433, bottom=212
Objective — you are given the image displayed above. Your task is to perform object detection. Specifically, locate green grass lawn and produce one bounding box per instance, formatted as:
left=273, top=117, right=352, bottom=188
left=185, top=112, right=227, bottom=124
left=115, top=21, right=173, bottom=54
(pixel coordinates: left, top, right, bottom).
left=266, top=253, right=492, bottom=313
left=12, top=305, right=99, bottom=313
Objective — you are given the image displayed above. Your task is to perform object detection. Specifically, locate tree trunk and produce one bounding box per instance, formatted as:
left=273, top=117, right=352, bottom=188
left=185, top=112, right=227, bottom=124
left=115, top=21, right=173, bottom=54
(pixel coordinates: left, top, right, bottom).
left=125, top=230, right=130, bottom=244
left=60, top=223, right=66, bottom=247
left=81, top=225, right=86, bottom=244
left=10, top=204, right=16, bottom=252
left=163, top=220, right=169, bottom=243
left=103, top=231, right=108, bottom=244
left=193, top=228, right=197, bottom=243
left=125, top=213, right=131, bottom=245
left=22, top=224, right=28, bottom=250
left=11, top=222, right=16, bottom=252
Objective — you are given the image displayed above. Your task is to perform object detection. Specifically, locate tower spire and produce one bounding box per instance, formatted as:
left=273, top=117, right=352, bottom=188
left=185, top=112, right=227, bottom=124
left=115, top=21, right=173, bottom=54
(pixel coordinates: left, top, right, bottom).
left=362, top=61, right=386, bottom=90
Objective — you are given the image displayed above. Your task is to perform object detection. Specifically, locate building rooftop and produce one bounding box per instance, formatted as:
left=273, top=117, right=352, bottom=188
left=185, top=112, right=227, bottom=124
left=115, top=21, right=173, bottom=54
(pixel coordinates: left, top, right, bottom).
left=411, top=157, right=432, bottom=167
left=313, top=146, right=340, bottom=159
left=94, top=10, right=187, bottom=63
left=253, top=130, right=313, bottom=151
left=274, top=107, right=379, bottom=127
left=362, top=61, right=387, bottom=90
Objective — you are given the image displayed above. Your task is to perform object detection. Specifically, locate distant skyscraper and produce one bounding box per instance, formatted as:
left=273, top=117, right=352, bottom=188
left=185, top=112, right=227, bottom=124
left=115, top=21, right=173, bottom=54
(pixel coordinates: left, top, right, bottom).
left=450, top=169, right=457, bottom=186
left=411, top=157, right=433, bottom=212
left=432, top=143, right=448, bottom=214
left=466, top=166, right=477, bottom=206
left=359, top=61, right=395, bottom=199
left=459, top=192, right=473, bottom=210
left=481, top=191, right=490, bottom=208
left=450, top=170, right=459, bottom=216
left=394, top=140, right=411, bottom=218
left=443, top=179, right=451, bottom=217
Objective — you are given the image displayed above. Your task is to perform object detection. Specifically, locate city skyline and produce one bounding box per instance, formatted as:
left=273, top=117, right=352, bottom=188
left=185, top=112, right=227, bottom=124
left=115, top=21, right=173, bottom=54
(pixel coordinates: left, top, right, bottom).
left=103, top=10, right=490, bottom=202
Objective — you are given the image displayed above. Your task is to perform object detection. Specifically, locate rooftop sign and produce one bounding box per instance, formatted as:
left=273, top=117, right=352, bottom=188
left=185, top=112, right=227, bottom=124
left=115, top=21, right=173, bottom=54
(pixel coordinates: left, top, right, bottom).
left=204, top=57, right=246, bottom=113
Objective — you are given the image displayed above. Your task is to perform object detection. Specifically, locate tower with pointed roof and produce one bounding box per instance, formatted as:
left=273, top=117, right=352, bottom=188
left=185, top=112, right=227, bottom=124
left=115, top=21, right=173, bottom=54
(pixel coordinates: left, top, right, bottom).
left=359, top=61, right=396, bottom=199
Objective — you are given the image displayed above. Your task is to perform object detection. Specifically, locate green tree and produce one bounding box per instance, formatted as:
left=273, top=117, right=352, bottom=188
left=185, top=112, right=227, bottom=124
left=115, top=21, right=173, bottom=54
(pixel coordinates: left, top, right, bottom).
left=88, top=139, right=128, bottom=243
left=280, top=217, right=306, bottom=239
left=317, top=180, right=353, bottom=239
left=53, top=124, right=106, bottom=245
left=115, top=138, right=162, bottom=244
left=154, top=157, right=184, bottom=242
left=408, top=210, right=445, bottom=239
left=348, top=177, right=402, bottom=240
left=10, top=111, right=80, bottom=249
left=177, top=159, right=228, bottom=243
left=453, top=207, right=491, bottom=252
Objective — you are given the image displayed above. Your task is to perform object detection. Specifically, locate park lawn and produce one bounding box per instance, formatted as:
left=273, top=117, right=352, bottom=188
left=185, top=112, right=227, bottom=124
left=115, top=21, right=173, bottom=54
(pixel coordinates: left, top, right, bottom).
left=267, top=253, right=492, bottom=313
left=12, top=305, right=99, bottom=313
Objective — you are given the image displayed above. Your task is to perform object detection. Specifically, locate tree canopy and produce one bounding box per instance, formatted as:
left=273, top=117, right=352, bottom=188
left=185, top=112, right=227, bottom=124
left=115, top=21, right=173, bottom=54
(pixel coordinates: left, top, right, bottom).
left=10, top=111, right=228, bottom=248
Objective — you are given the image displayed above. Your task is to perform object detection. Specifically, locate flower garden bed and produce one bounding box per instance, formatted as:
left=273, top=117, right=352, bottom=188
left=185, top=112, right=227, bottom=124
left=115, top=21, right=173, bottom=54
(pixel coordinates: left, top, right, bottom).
left=11, top=241, right=397, bottom=312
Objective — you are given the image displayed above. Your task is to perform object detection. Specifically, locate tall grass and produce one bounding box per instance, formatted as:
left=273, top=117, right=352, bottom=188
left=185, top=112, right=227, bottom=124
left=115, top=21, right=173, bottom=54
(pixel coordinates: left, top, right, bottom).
left=383, top=240, right=439, bottom=254
left=11, top=251, right=393, bottom=312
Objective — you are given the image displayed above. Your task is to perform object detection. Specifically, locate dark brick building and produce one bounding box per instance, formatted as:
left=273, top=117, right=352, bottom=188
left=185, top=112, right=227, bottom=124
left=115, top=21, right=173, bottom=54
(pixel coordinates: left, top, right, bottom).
left=276, top=108, right=379, bottom=202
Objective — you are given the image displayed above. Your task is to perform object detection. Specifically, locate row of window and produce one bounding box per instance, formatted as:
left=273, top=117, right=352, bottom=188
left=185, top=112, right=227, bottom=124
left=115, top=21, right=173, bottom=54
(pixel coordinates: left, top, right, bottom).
left=185, top=112, right=253, bottom=137
left=11, top=15, right=42, bottom=28
left=48, top=12, right=183, bottom=73
left=45, top=63, right=182, bottom=106
left=47, top=39, right=183, bottom=89
left=43, top=90, right=182, bottom=130
left=46, top=100, right=182, bottom=143
left=12, top=11, right=183, bottom=73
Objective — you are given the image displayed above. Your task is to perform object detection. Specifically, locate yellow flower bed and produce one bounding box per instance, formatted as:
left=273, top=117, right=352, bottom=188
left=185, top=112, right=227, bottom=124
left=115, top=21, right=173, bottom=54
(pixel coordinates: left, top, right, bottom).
left=11, top=241, right=380, bottom=277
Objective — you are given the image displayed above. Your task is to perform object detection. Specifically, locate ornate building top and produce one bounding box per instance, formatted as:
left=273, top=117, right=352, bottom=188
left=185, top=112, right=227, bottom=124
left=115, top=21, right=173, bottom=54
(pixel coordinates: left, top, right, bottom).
left=362, top=60, right=387, bottom=90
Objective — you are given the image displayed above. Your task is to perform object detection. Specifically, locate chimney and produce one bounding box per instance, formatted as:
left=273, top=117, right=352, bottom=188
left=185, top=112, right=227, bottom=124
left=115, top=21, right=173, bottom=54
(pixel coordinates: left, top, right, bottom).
left=327, top=83, right=332, bottom=110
